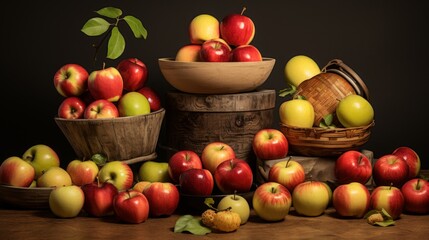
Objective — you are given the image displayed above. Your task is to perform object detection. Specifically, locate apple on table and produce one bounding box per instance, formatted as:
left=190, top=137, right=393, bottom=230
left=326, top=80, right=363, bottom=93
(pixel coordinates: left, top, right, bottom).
left=401, top=178, right=429, bottom=214
left=370, top=185, right=405, bottom=220
left=57, top=96, right=87, bottom=119
left=113, top=190, right=149, bottom=224
left=0, top=156, right=35, bottom=187
left=332, top=182, right=370, bottom=218
left=372, top=154, right=409, bottom=188
left=252, top=181, right=292, bottom=222
left=53, top=63, right=89, bottom=97
left=117, top=57, right=148, bottom=92
left=217, top=194, right=250, bottom=225
left=98, top=161, right=134, bottom=192
left=292, top=180, right=331, bottom=217
left=81, top=181, right=118, bottom=217
left=84, top=99, right=119, bottom=119
left=22, top=144, right=60, bottom=179
left=143, top=182, right=180, bottom=217
left=49, top=185, right=85, bottom=218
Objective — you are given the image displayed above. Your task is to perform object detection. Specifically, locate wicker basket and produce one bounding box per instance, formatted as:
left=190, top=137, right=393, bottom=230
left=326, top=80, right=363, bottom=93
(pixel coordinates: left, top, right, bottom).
left=280, top=121, right=375, bottom=157
left=54, top=108, right=165, bottom=164
left=0, top=185, right=53, bottom=209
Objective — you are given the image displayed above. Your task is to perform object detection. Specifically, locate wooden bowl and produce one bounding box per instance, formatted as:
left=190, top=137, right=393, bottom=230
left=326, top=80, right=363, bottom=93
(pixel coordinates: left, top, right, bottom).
left=55, top=108, right=165, bottom=164
left=158, top=58, right=276, bottom=94
left=0, top=184, right=53, bottom=209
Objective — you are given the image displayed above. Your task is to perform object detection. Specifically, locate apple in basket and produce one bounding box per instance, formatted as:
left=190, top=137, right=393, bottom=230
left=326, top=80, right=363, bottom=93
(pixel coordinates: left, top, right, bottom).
left=284, top=55, right=321, bottom=88
left=117, top=91, right=151, bottom=117
left=88, top=66, right=123, bottom=102
left=22, top=144, right=60, bottom=179
left=0, top=156, right=35, bottom=187
left=117, top=57, right=148, bottom=91
left=84, top=99, right=119, bottom=119
left=220, top=7, right=255, bottom=46
left=57, top=96, right=87, bottom=119
left=231, top=45, right=262, bottom=62
left=179, top=168, right=214, bottom=196
left=175, top=44, right=202, bottom=62
left=137, top=86, right=162, bottom=112
left=188, top=13, right=220, bottom=44
left=199, top=38, right=231, bottom=62
left=37, top=166, right=72, bottom=188
left=113, top=190, right=149, bottom=224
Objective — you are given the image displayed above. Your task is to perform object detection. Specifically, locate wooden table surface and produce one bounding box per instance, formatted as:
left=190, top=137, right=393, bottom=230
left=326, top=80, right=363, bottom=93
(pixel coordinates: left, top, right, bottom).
left=0, top=205, right=428, bottom=240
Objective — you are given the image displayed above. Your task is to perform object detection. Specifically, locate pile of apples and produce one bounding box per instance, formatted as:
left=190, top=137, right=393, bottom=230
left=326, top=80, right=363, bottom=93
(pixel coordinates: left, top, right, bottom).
left=279, top=55, right=374, bottom=129
left=174, top=7, right=263, bottom=62
left=250, top=127, right=428, bottom=222
left=54, top=57, right=162, bottom=120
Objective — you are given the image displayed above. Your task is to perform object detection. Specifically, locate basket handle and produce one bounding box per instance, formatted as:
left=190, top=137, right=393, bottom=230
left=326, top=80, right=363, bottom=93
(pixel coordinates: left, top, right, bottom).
left=322, top=59, right=370, bottom=100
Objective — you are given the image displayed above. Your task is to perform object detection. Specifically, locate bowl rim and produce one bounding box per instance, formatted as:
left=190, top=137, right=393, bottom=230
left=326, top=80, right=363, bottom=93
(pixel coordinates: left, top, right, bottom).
left=158, top=57, right=276, bottom=64
left=54, top=107, right=165, bottom=122
left=0, top=184, right=54, bottom=191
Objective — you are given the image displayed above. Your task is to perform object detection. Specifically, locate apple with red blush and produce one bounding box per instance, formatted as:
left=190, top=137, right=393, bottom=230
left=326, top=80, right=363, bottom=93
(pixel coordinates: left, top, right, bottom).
left=220, top=7, right=255, bottom=47
left=392, top=146, right=421, bottom=179
left=370, top=185, right=405, bottom=220
left=252, top=128, right=288, bottom=161
left=214, top=158, right=253, bottom=194
left=137, top=86, right=162, bottom=112
left=143, top=182, right=180, bottom=217
left=113, top=190, right=150, bottom=224
left=179, top=168, right=214, bottom=196
left=201, top=142, right=236, bottom=175
left=401, top=178, right=429, bottom=214
left=84, top=99, right=119, bottom=119
left=57, top=96, right=86, bottom=119
left=199, top=38, right=232, bottom=62
left=117, top=58, right=148, bottom=91
left=372, top=154, right=409, bottom=188
left=175, top=44, right=202, bottom=62
left=168, top=150, right=202, bottom=183
left=88, top=66, right=123, bottom=102
left=81, top=181, right=118, bottom=217
left=53, top=63, right=89, bottom=97
left=334, top=150, right=372, bottom=185
left=231, top=45, right=262, bottom=62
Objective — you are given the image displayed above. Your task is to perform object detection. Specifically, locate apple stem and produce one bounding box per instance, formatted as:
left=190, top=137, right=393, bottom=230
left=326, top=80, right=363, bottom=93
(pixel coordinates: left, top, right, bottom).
left=241, top=6, right=247, bottom=15
left=285, top=156, right=292, bottom=168
left=416, top=179, right=421, bottom=190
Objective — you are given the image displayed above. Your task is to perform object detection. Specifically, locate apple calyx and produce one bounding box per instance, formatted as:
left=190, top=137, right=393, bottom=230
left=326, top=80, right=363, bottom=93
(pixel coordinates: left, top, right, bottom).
left=364, top=208, right=395, bottom=227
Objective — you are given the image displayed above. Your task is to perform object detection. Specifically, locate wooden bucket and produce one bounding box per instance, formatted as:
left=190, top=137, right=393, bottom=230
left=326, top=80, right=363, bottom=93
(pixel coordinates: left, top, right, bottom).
left=55, top=108, right=165, bottom=164
left=165, top=89, right=276, bottom=168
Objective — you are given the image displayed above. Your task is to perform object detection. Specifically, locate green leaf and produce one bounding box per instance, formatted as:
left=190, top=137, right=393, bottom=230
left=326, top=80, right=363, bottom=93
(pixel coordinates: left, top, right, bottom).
left=374, top=219, right=395, bottom=227
left=380, top=208, right=393, bottom=220
left=124, top=15, right=148, bottom=39
left=107, top=27, right=125, bottom=59
left=174, top=215, right=211, bottom=235
left=279, top=84, right=296, bottom=97
left=91, top=153, right=107, bottom=167
left=95, top=7, right=122, bottom=19
left=81, top=17, right=111, bottom=36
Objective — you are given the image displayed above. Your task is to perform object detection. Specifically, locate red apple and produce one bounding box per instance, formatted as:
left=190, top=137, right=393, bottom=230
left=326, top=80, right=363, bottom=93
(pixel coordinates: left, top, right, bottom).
left=373, top=154, right=409, bottom=188
left=332, top=182, right=370, bottom=218
left=57, top=96, right=86, bottom=119
left=81, top=181, right=118, bottom=217
left=252, top=128, right=288, bottom=161
left=214, top=158, right=253, bottom=194
left=53, top=63, right=89, bottom=97
left=113, top=190, right=149, bottom=224
left=179, top=168, right=214, bottom=196
left=175, top=44, right=202, bottom=62
left=66, top=159, right=99, bottom=186
left=370, top=185, right=405, bottom=220
left=137, top=86, right=162, bottom=112
left=201, top=142, right=236, bottom=175
left=252, top=182, right=292, bottom=222
left=167, top=150, right=202, bottom=183
left=84, top=99, right=119, bottom=119
left=0, top=156, right=35, bottom=187
left=97, top=161, right=134, bottom=192
left=334, top=150, right=372, bottom=185
left=231, top=45, right=262, bottom=62
left=392, top=146, right=421, bottom=179
left=88, top=67, right=123, bottom=102
left=401, top=178, right=429, bottom=214
left=143, top=182, right=180, bottom=217
left=199, top=39, right=232, bottom=62
left=220, top=7, right=255, bottom=46
left=268, top=157, right=305, bottom=192
left=117, top=58, right=148, bottom=91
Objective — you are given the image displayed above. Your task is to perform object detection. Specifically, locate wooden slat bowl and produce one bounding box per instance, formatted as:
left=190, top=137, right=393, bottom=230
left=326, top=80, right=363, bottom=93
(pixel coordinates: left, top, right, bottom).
left=54, top=108, right=165, bottom=164
left=280, top=121, right=375, bottom=157
left=158, top=57, right=275, bottom=94
left=0, top=184, right=53, bottom=209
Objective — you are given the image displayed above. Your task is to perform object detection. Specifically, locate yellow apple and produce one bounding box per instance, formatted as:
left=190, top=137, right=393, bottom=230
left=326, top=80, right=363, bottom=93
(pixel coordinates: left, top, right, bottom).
left=189, top=14, right=220, bottom=44
left=217, top=194, right=250, bottom=225
left=37, top=166, right=72, bottom=188
left=284, top=55, right=321, bottom=87
left=336, top=94, right=374, bottom=127
left=138, top=161, right=171, bottom=182
left=279, top=99, right=315, bottom=128
left=49, top=185, right=84, bottom=218
left=175, top=44, right=202, bottom=62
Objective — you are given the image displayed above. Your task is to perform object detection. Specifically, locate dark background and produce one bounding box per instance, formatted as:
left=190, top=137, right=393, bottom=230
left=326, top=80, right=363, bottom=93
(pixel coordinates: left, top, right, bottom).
left=2, top=0, right=428, bottom=170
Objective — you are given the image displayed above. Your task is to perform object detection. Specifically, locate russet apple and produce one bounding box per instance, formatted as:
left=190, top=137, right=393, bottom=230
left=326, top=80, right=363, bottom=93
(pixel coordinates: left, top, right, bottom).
left=22, top=144, right=60, bottom=179
left=81, top=181, right=118, bottom=217
left=113, top=190, right=149, bottom=224
left=98, top=161, right=134, bottom=191
left=49, top=185, right=85, bottom=218
left=84, top=99, right=119, bottom=119
left=117, top=91, right=151, bottom=117
left=137, top=86, right=162, bottom=112
left=292, top=180, right=331, bottom=217
left=252, top=182, right=292, bottom=222
left=57, top=96, right=86, bottom=119
left=116, top=58, right=148, bottom=91
left=168, top=150, right=202, bottom=183
left=220, top=7, right=255, bottom=46
left=0, top=156, right=35, bottom=187
left=53, top=63, right=89, bottom=97
left=66, top=159, right=99, bottom=186
left=37, top=166, right=72, bottom=188
left=88, top=67, right=123, bottom=102
left=189, top=14, right=220, bottom=44
left=175, top=44, right=202, bottom=62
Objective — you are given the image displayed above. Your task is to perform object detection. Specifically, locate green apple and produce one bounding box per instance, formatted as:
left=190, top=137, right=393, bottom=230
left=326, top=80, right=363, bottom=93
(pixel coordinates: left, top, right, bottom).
left=217, top=194, right=250, bottom=225
left=138, top=161, right=171, bottom=182
left=189, top=14, right=220, bottom=44
left=49, top=185, right=84, bottom=218
left=98, top=161, right=134, bottom=191
left=279, top=98, right=315, bottom=128
left=336, top=94, right=374, bottom=127
left=284, top=55, right=321, bottom=87
left=22, top=144, right=60, bottom=179
left=117, top=91, right=150, bottom=117
left=37, top=166, right=72, bottom=188
left=292, top=180, right=330, bottom=217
